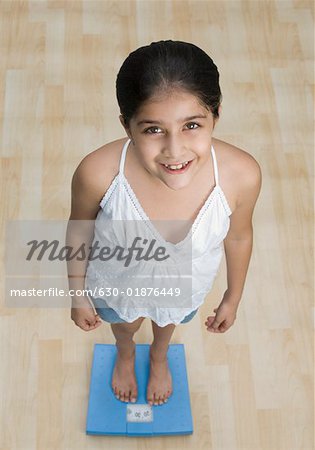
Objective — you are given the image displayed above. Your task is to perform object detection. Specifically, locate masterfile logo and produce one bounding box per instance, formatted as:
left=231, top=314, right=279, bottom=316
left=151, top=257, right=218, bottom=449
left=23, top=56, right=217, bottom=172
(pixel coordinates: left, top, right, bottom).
left=5, top=219, right=193, bottom=308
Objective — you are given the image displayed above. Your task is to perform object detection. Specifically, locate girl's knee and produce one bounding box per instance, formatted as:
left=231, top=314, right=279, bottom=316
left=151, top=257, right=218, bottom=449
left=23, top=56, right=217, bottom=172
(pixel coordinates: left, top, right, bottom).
left=131, top=316, right=145, bottom=331
left=112, top=316, right=145, bottom=334
left=151, top=319, right=176, bottom=330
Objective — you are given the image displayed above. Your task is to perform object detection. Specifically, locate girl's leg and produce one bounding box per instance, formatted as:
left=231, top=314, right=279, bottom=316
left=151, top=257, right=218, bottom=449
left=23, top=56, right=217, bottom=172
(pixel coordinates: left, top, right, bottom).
left=147, top=320, right=176, bottom=405
left=110, top=317, right=145, bottom=403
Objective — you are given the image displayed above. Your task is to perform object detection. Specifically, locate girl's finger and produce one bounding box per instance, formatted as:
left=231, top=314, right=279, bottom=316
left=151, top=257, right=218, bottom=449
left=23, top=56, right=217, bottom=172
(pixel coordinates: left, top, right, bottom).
left=205, top=318, right=215, bottom=326
left=209, top=317, right=221, bottom=330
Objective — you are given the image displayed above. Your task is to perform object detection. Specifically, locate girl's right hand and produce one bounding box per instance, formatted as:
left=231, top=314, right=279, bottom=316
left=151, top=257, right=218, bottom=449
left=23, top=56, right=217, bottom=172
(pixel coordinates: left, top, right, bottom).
left=71, top=298, right=103, bottom=331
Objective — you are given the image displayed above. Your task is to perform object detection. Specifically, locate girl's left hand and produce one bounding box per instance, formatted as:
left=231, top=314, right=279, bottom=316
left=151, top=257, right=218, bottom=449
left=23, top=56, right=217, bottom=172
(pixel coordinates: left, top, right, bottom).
left=205, top=296, right=238, bottom=333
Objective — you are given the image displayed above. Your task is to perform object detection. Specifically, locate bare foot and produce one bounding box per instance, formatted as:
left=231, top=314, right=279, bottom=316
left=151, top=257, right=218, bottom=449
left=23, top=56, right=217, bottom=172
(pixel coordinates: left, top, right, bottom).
left=112, top=344, right=138, bottom=403
left=147, top=347, right=173, bottom=406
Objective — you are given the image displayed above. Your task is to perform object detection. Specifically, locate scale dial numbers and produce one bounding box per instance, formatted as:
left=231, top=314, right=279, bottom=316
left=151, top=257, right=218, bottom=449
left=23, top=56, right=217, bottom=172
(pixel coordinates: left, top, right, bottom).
left=126, top=404, right=153, bottom=422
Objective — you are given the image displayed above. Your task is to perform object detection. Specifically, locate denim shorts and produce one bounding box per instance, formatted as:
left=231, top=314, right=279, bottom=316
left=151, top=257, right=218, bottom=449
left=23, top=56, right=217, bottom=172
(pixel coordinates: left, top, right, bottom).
left=91, top=297, right=198, bottom=325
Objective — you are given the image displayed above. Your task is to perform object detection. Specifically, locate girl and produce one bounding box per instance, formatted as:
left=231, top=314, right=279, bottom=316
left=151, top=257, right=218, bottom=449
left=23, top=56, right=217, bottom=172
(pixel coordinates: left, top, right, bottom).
left=68, top=40, right=262, bottom=407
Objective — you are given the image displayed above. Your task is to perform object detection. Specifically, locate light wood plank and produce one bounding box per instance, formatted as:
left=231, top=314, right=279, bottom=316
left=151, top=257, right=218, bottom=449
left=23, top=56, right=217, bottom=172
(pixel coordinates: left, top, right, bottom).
left=0, top=1, right=313, bottom=448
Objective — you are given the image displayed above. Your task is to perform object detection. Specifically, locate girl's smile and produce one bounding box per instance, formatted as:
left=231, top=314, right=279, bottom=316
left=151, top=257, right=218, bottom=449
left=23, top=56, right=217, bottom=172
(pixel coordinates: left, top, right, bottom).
left=159, top=158, right=194, bottom=174
left=120, top=89, right=219, bottom=190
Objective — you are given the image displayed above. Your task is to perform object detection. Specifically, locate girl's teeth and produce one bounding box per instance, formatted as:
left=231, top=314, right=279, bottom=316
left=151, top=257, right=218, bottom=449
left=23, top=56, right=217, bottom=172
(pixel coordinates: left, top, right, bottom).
left=164, top=161, right=189, bottom=170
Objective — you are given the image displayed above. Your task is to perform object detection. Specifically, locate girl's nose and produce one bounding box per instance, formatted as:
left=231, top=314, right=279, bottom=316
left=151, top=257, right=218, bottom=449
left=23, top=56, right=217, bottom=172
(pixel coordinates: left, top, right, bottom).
left=162, top=136, right=186, bottom=161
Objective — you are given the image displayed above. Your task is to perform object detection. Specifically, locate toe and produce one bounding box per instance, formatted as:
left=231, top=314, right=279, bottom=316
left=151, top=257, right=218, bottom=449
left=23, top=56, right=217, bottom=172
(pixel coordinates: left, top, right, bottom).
left=113, top=387, right=119, bottom=399
left=130, top=389, right=137, bottom=403
left=128, top=390, right=135, bottom=403
left=147, top=389, right=153, bottom=405
left=149, top=392, right=155, bottom=405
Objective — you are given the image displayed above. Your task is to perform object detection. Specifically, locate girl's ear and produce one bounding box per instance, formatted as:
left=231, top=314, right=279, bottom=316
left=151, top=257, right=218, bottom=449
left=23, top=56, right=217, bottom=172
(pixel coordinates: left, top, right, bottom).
left=119, top=114, right=127, bottom=129
left=213, top=105, right=222, bottom=129
left=119, top=115, right=134, bottom=143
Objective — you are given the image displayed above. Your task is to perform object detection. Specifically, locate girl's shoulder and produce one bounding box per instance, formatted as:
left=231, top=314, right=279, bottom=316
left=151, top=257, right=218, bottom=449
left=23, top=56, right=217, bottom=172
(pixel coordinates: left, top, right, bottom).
left=75, top=137, right=127, bottom=186
left=213, top=137, right=261, bottom=182
left=80, top=137, right=126, bottom=172
left=213, top=138, right=261, bottom=211
left=70, top=138, right=126, bottom=219
left=213, top=137, right=260, bottom=167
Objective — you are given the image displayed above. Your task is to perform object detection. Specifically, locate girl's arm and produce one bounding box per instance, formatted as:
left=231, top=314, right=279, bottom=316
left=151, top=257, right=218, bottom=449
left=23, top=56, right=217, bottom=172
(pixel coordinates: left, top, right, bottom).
left=223, top=156, right=262, bottom=305
left=205, top=155, right=262, bottom=333
left=66, top=153, right=107, bottom=308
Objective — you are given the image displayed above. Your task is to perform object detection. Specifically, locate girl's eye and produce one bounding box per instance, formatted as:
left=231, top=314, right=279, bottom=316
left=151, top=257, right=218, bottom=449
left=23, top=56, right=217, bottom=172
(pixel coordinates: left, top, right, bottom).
left=186, top=122, right=200, bottom=129
left=144, top=126, right=162, bottom=134
left=143, top=122, right=200, bottom=134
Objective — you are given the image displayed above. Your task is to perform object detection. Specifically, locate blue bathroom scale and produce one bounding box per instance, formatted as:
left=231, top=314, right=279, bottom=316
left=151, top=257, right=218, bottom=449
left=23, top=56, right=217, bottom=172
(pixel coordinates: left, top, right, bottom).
left=86, top=343, right=193, bottom=436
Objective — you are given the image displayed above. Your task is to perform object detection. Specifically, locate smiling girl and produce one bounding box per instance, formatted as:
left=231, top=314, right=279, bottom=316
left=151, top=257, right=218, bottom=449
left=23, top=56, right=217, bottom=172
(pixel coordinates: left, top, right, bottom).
left=68, top=40, right=262, bottom=406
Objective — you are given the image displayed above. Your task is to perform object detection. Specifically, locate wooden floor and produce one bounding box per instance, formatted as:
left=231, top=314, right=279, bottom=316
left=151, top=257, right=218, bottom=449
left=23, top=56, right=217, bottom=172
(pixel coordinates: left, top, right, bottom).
left=0, top=1, right=314, bottom=449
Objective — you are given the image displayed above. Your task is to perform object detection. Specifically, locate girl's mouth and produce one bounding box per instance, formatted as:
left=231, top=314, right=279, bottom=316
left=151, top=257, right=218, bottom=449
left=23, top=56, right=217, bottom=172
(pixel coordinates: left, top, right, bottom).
left=160, top=159, right=193, bottom=174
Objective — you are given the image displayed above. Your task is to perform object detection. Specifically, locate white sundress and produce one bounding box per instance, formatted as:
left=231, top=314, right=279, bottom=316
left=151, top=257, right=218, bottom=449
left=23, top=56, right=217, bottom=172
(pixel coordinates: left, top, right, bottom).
left=85, top=138, right=232, bottom=327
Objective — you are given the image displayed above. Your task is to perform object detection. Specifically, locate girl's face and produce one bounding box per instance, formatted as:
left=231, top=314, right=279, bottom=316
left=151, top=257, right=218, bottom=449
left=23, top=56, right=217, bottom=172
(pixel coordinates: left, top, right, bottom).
left=120, top=89, right=220, bottom=191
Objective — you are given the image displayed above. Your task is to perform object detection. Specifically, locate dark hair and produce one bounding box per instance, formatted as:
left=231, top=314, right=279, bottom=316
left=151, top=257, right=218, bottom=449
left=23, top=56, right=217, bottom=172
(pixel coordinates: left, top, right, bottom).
left=116, top=40, right=222, bottom=128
